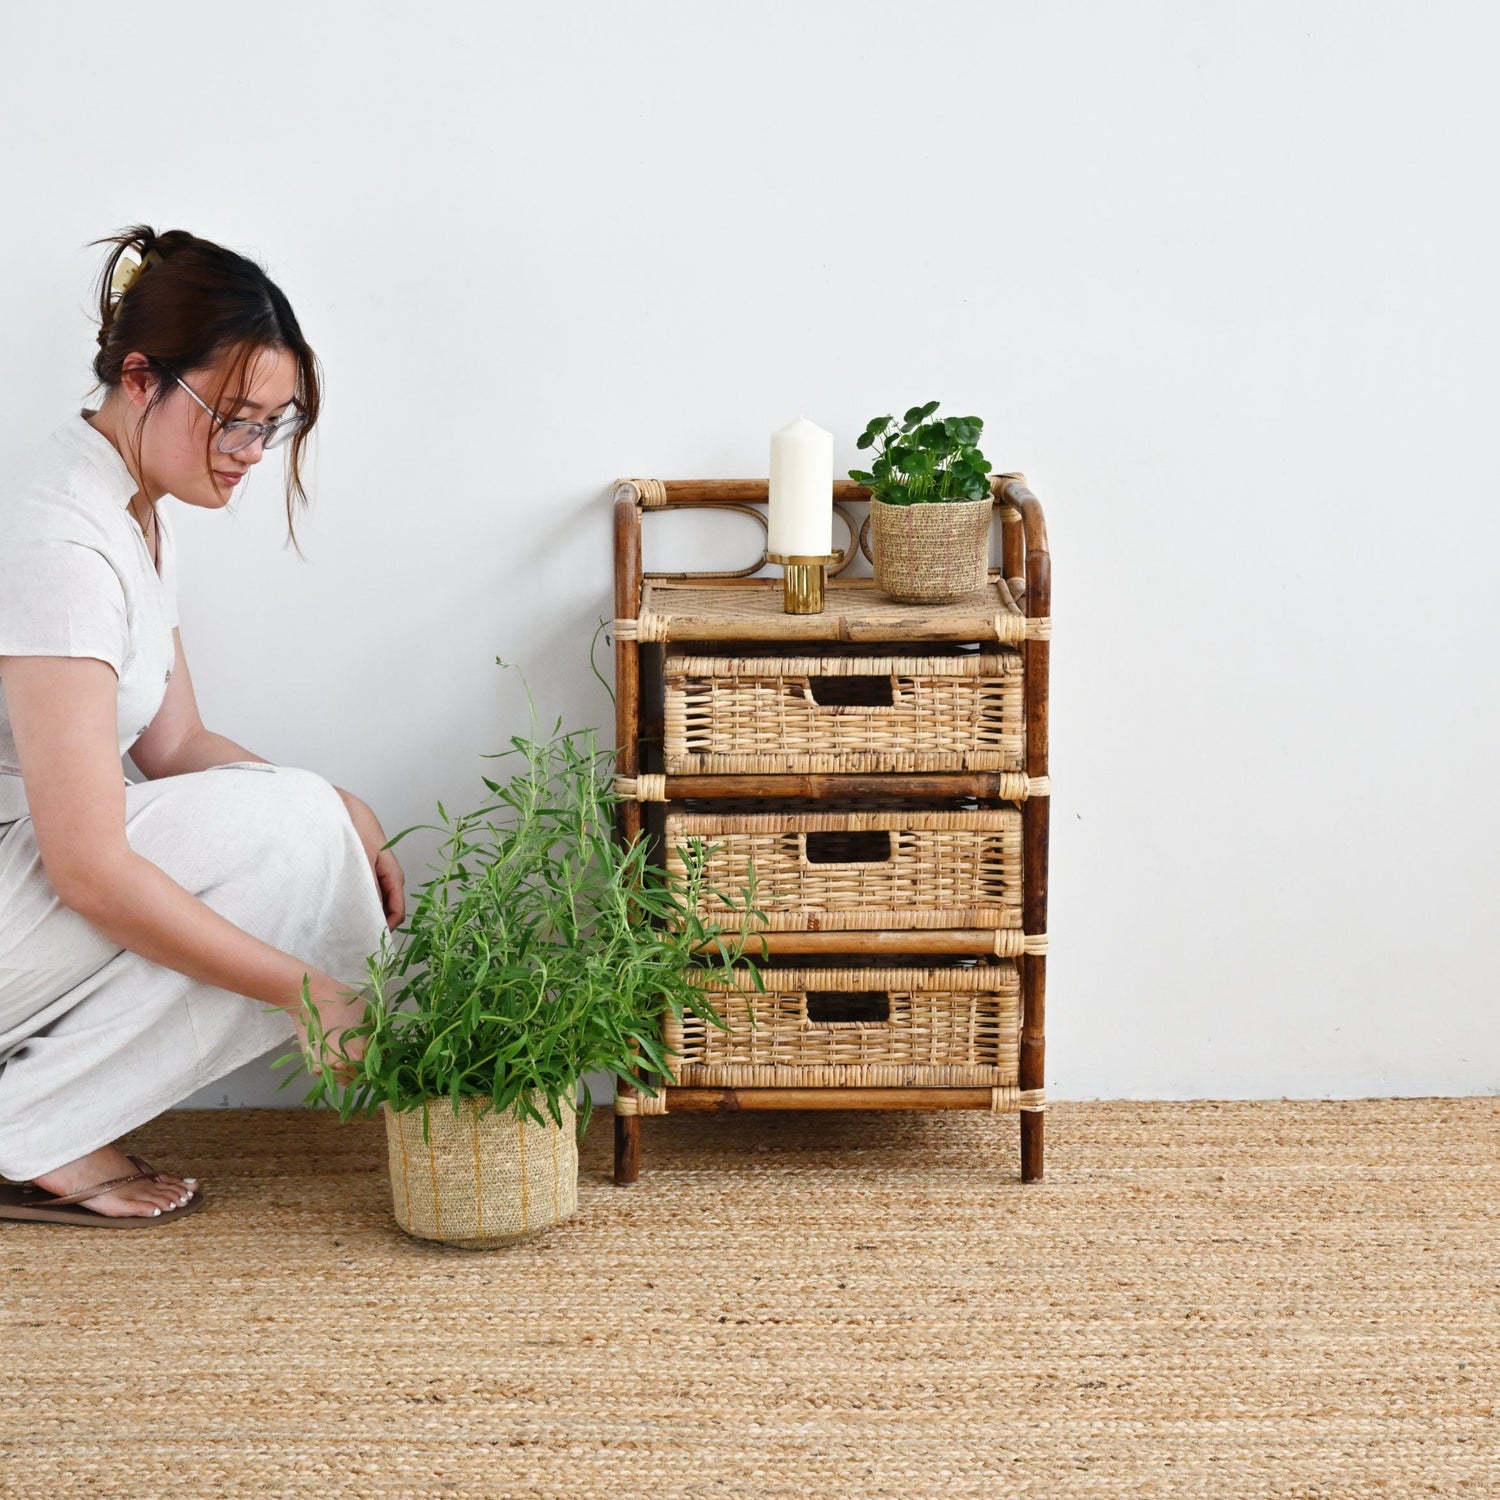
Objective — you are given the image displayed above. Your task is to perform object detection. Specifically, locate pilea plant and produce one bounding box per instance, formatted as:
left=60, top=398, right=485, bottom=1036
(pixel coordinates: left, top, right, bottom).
left=849, top=400, right=994, bottom=504
left=279, top=658, right=766, bottom=1142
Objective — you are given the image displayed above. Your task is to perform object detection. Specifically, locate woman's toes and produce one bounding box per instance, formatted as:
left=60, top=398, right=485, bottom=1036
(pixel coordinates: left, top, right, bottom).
left=151, top=1175, right=198, bottom=1202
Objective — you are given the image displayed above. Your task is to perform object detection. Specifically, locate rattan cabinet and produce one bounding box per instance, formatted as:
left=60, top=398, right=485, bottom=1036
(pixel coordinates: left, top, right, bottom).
left=611, top=476, right=1051, bottom=1185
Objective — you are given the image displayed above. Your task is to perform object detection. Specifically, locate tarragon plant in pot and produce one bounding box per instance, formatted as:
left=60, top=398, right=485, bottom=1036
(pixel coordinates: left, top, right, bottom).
left=280, top=659, right=765, bottom=1250
left=849, top=399, right=997, bottom=603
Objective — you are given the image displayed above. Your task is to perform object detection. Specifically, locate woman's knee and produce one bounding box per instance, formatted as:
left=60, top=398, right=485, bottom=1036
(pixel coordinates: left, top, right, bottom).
left=126, top=763, right=358, bottom=887
left=243, top=764, right=348, bottom=833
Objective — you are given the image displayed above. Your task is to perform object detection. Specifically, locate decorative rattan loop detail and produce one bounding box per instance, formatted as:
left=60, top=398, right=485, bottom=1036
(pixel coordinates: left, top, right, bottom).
left=1022, top=933, right=1049, bottom=956
left=1026, top=776, right=1051, bottom=798
left=611, top=617, right=639, bottom=642
left=1026, top=617, right=1052, bottom=641
left=997, top=505, right=1023, bottom=524
left=829, top=503, right=861, bottom=576
left=613, top=1091, right=668, bottom=1116
left=656, top=502, right=773, bottom=580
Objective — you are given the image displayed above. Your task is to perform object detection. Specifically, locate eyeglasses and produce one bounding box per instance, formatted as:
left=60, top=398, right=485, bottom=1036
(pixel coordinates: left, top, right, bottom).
left=169, top=371, right=307, bottom=454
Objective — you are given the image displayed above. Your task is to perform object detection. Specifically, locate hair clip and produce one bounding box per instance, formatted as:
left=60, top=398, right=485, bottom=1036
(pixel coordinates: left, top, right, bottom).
left=109, top=246, right=164, bottom=299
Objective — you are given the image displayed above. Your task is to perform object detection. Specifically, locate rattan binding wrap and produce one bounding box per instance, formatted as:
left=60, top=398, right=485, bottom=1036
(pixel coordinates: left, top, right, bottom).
left=995, top=1086, right=1046, bottom=1112
left=662, top=650, right=1023, bottom=775
left=665, top=803, right=1022, bottom=931
left=611, top=1090, right=669, bottom=1117
left=671, top=964, right=1020, bottom=1088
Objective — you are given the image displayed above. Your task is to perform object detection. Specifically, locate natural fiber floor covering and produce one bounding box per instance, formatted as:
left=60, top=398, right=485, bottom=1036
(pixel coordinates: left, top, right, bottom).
left=2, top=1098, right=1496, bottom=1499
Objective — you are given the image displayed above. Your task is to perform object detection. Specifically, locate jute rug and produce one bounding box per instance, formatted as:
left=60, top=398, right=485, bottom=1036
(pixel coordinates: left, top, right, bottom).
left=2, top=1098, right=1495, bottom=1498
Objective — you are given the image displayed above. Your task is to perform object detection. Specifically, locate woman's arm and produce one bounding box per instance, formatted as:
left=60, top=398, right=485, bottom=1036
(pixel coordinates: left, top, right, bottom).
left=0, top=653, right=360, bottom=1027
left=128, top=628, right=270, bottom=776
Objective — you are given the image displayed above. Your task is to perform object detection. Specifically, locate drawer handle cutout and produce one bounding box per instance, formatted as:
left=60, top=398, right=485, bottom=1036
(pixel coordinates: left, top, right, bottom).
left=805, top=675, right=894, bottom=708
left=806, top=991, right=891, bottom=1025
left=804, top=830, right=893, bottom=864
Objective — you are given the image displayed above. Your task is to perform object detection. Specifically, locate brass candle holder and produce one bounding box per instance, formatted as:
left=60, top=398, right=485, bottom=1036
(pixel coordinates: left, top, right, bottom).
left=766, top=551, right=840, bottom=614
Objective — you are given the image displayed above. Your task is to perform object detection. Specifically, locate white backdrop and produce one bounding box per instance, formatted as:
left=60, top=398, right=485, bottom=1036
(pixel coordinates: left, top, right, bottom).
left=2, top=1, right=1496, bottom=1107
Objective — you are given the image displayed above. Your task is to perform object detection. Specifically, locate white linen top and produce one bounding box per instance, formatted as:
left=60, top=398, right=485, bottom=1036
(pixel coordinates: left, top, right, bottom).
left=0, top=410, right=179, bottom=824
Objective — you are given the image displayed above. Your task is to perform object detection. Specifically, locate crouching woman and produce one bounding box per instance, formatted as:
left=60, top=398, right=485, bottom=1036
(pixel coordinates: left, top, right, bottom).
left=0, top=224, right=402, bottom=1226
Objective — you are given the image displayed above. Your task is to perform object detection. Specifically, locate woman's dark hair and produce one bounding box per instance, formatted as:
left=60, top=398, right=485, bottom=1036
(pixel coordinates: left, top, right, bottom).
left=86, top=223, right=322, bottom=553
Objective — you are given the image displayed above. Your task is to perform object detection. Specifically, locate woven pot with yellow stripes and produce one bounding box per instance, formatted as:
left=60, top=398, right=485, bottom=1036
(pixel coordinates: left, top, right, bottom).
left=383, top=1093, right=578, bottom=1250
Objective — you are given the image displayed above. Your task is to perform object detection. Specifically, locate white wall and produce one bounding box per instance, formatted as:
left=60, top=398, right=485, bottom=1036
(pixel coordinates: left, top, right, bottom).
left=2, top=1, right=1496, bottom=1107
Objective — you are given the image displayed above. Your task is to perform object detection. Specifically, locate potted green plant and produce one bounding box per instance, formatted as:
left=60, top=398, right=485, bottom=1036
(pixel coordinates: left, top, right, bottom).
left=849, top=400, right=997, bottom=603
left=282, top=661, right=764, bottom=1250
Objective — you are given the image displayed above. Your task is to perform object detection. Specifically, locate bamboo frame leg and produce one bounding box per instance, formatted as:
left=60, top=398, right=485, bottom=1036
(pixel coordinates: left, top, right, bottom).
left=614, top=488, right=644, bottom=1186
left=1020, top=953, right=1045, bottom=1183
left=1016, top=480, right=1050, bottom=1184
left=614, top=1082, right=641, bottom=1186
left=613, top=842, right=644, bottom=1186
left=1021, top=1111, right=1044, bottom=1181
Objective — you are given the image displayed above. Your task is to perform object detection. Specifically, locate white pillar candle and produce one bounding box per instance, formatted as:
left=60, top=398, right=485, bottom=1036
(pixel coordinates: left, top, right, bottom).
left=768, top=417, right=833, bottom=556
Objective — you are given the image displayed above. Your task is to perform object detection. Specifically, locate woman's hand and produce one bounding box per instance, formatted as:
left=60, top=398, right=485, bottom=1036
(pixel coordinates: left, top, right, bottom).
left=335, top=787, right=406, bottom=930
left=289, top=970, right=370, bottom=1084
left=372, top=847, right=406, bottom=932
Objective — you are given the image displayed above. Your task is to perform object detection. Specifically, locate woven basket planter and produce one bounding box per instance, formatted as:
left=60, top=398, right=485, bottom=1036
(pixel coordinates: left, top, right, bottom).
left=867, top=496, right=994, bottom=603
left=671, top=963, right=1021, bottom=1087
left=662, top=649, right=1023, bottom=775
left=383, top=1093, right=578, bottom=1250
left=664, top=799, right=1022, bottom=931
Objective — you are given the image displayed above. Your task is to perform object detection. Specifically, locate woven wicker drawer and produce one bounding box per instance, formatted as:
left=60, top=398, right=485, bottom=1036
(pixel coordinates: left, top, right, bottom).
left=664, top=799, right=1022, bottom=931
left=661, top=649, right=1024, bottom=775
left=670, top=962, right=1020, bottom=1087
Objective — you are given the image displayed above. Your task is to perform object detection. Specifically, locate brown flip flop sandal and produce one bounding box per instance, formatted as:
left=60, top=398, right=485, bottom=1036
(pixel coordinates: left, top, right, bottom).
left=0, top=1153, right=205, bottom=1228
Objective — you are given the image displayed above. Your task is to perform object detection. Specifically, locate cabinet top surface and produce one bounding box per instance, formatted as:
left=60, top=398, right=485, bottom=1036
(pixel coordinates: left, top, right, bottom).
left=626, top=576, right=1041, bottom=645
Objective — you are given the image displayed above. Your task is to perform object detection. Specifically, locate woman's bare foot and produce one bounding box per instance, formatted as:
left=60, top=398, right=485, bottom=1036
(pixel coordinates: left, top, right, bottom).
left=29, top=1144, right=196, bottom=1219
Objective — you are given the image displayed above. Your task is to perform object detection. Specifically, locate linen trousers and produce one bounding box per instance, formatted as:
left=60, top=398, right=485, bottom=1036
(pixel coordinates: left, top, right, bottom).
left=0, top=762, right=389, bottom=1180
